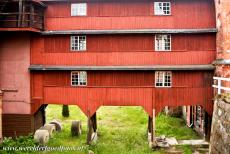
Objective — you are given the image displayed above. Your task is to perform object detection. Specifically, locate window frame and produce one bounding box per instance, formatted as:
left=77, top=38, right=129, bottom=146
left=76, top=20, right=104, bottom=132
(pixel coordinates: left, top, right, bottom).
left=70, top=35, right=87, bottom=51
left=155, top=34, right=171, bottom=51
left=155, top=71, right=172, bottom=88
left=71, top=3, right=87, bottom=16
left=154, top=2, right=171, bottom=16
left=71, top=71, right=87, bottom=86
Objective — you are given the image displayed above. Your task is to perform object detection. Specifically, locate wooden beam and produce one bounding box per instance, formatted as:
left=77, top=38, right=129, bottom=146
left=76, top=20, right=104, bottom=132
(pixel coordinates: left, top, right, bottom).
left=151, top=109, right=157, bottom=148
left=30, top=3, right=34, bottom=27
left=86, top=116, right=93, bottom=144
left=92, top=113, right=97, bottom=132
left=29, top=65, right=215, bottom=71
left=42, top=28, right=217, bottom=35
left=86, top=113, right=97, bottom=144
left=22, top=1, right=26, bottom=27
left=18, top=0, right=22, bottom=27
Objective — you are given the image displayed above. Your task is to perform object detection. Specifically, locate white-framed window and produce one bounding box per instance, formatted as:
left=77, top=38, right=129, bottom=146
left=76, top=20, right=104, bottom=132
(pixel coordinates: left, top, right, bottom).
left=71, top=71, right=87, bottom=86
left=155, top=34, right=171, bottom=51
left=71, top=3, right=87, bottom=16
left=155, top=71, right=172, bottom=87
left=71, top=36, right=86, bottom=51
left=154, top=2, right=171, bottom=15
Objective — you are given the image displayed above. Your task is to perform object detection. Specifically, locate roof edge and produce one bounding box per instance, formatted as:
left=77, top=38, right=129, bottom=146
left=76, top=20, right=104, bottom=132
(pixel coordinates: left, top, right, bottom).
left=29, top=65, right=215, bottom=71
left=42, top=28, right=217, bottom=35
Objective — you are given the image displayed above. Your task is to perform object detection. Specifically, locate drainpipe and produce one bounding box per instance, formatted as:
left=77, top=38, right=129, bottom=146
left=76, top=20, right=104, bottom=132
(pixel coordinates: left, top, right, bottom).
left=0, top=90, right=3, bottom=142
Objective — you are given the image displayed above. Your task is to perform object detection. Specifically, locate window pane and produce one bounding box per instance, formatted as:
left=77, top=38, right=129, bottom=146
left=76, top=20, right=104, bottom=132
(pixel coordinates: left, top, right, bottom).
left=71, top=3, right=87, bottom=16
left=71, top=71, right=87, bottom=86
left=155, top=71, right=172, bottom=87
left=154, top=2, right=171, bottom=15
left=71, top=36, right=86, bottom=51
left=155, top=34, right=171, bottom=51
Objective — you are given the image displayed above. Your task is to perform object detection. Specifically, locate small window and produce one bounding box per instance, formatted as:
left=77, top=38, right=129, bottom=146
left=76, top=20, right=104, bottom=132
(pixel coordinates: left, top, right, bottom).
left=71, top=3, right=87, bottom=16
left=71, top=36, right=86, bottom=51
left=154, top=2, right=171, bottom=15
left=155, top=71, right=172, bottom=87
left=71, top=71, right=87, bottom=86
left=155, top=34, right=171, bottom=51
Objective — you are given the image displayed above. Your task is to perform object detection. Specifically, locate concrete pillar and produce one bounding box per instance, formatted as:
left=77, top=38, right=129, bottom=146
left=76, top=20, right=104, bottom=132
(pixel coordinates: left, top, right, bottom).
left=0, top=90, right=2, bottom=142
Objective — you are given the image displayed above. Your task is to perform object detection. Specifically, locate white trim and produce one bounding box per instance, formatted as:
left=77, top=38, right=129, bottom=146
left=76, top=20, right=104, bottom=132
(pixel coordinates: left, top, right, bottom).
left=154, top=2, right=171, bottom=16
left=70, top=35, right=87, bottom=51
left=71, top=3, right=87, bottom=16
left=155, top=71, right=172, bottom=87
left=155, top=34, right=171, bottom=51
left=71, top=71, right=87, bottom=86
left=213, top=77, right=230, bottom=94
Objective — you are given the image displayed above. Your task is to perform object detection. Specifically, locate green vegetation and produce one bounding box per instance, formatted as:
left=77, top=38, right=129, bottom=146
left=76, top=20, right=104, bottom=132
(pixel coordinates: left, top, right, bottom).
left=1, top=105, right=200, bottom=154
left=156, top=114, right=200, bottom=140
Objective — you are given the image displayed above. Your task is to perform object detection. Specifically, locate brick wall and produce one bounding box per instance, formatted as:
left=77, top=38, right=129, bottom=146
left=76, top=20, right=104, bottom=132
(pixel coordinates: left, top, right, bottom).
left=215, top=0, right=230, bottom=77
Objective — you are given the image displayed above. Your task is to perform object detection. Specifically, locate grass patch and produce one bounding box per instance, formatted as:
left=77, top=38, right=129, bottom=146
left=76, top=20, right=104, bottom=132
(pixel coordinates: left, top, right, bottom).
left=1, top=105, right=200, bottom=154
left=156, top=114, right=200, bottom=140
left=45, top=105, right=200, bottom=154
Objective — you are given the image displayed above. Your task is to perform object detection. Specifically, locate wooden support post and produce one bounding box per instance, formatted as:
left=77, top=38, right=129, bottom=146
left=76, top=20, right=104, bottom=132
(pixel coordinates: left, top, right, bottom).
left=18, top=0, right=22, bottom=27
left=22, top=1, right=26, bottom=27
left=92, top=113, right=97, bottom=132
left=30, top=3, right=34, bottom=27
left=204, top=112, right=212, bottom=141
left=148, top=116, right=153, bottom=134
left=87, top=113, right=97, bottom=144
left=148, top=109, right=157, bottom=148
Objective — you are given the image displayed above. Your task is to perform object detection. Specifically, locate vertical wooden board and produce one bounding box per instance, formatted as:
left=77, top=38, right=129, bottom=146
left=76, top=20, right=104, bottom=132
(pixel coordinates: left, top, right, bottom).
left=44, top=0, right=215, bottom=30
left=39, top=51, right=215, bottom=66
left=30, top=35, right=44, bottom=64
left=32, top=73, right=43, bottom=98
left=44, top=71, right=70, bottom=86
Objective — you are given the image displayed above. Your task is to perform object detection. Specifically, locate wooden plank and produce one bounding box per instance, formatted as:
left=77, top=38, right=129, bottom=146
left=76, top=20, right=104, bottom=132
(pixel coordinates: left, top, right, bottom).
left=30, top=3, right=35, bottom=27
left=29, top=65, right=215, bottom=71
left=151, top=109, right=156, bottom=147
left=18, top=0, right=22, bottom=27
left=22, top=1, right=26, bottom=27
left=44, top=0, right=215, bottom=30
left=42, top=29, right=217, bottom=35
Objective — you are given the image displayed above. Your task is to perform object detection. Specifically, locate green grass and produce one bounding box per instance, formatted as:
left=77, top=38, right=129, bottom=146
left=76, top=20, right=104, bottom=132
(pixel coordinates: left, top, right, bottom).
left=156, top=114, right=200, bottom=140
left=1, top=105, right=200, bottom=154
left=44, top=105, right=200, bottom=154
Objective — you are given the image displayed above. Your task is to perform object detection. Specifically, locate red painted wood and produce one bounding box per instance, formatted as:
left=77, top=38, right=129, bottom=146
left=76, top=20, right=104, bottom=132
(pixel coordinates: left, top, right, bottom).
left=31, top=71, right=214, bottom=116
left=44, top=0, right=216, bottom=30
left=31, top=51, right=214, bottom=65
left=30, top=0, right=215, bottom=117
left=42, top=34, right=216, bottom=53
left=31, top=34, right=216, bottom=66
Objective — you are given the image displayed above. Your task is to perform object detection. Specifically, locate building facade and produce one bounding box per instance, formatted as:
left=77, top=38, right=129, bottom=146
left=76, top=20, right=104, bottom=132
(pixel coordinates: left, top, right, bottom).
left=0, top=0, right=216, bottom=144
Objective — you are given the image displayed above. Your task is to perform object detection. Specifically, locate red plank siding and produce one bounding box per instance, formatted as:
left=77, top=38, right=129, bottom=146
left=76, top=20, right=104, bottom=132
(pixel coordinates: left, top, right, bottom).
left=43, top=34, right=216, bottom=53
left=44, top=0, right=216, bottom=30
left=31, top=71, right=213, bottom=116
left=31, top=34, right=216, bottom=66
left=32, top=51, right=214, bottom=65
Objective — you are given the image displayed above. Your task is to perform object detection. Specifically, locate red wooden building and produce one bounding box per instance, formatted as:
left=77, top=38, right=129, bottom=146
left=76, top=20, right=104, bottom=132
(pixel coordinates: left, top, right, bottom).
left=0, top=0, right=216, bottom=145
